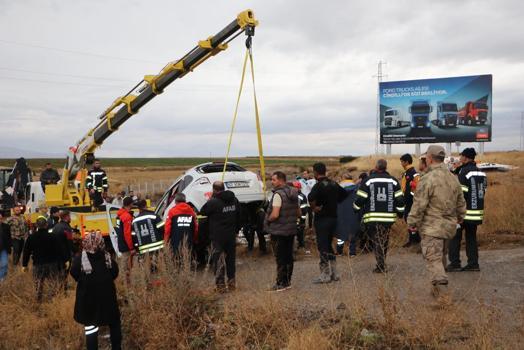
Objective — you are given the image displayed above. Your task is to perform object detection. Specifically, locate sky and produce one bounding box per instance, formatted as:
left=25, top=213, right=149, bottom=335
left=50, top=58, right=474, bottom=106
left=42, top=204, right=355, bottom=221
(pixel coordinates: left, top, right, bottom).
left=0, top=0, right=522, bottom=158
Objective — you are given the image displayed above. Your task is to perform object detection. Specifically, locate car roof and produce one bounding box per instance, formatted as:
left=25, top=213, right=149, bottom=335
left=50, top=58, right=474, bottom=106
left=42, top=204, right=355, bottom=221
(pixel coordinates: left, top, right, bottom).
left=192, top=162, right=247, bottom=174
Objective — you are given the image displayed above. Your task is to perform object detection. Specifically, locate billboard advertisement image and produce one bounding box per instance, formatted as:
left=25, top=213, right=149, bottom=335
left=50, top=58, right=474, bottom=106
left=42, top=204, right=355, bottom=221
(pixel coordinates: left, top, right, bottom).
left=380, top=75, right=492, bottom=144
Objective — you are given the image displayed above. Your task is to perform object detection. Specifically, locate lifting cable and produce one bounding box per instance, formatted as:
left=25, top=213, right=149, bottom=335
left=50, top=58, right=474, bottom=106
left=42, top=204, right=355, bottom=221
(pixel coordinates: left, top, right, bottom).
left=222, top=34, right=267, bottom=194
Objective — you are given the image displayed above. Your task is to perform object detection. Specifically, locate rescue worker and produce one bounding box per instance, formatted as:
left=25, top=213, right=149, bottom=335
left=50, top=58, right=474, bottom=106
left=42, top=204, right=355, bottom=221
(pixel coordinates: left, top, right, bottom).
left=53, top=210, right=74, bottom=290
left=40, top=162, right=60, bottom=191
left=70, top=232, right=121, bottom=350
left=400, top=154, right=421, bottom=247
left=115, top=197, right=134, bottom=283
left=265, top=172, right=299, bottom=291
left=308, top=162, right=348, bottom=283
left=292, top=181, right=308, bottom=250
left=85, top=159, right=108, bottom=209
left=131, top=200, right=164, bottom=275
left=22, top=218, right=60, bottom=302
left=6, top=204, right=28, bottom=266
left=0, top=212, right=12, bottom=282
left=407, top=145, right=466, bottom=298
left=165, top=193, right=198, bottom=263
left=354, top=159, right=405, bottom=273
left=447, top=148, right=487, bottom=272
left=200, top=181, right=241, bottom=292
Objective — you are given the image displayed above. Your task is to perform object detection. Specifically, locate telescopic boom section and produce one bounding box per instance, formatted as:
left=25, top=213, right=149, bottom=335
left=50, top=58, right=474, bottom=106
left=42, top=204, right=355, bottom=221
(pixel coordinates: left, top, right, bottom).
left=66, top=10, right=258, bottom=180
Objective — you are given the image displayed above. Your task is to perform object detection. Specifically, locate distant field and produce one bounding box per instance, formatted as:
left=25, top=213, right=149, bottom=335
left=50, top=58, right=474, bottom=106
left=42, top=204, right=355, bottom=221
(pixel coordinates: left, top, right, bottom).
left=0, top=156, right=341, bottom=169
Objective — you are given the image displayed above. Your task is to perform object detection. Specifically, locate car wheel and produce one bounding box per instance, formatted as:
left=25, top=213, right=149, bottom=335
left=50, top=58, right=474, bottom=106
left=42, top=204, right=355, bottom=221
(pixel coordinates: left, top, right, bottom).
left=397, top=121, right=401, bottom=127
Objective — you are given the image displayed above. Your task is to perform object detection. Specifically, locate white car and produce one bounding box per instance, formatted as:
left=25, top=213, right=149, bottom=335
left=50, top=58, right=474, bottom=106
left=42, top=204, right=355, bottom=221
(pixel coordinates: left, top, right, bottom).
left=155, top=162, right=265, bottom=220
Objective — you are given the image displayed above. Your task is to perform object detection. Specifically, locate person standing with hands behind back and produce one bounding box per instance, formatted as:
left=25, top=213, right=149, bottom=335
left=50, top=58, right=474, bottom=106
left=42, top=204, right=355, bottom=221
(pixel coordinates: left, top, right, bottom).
left=71, top=232, right=121, bottom=350
left=308, top=162, right=348, bottom=284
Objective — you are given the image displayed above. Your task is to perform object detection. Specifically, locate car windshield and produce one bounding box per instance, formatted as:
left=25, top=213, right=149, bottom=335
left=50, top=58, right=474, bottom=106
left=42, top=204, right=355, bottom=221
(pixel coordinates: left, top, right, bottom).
left=442, top=103, right=457, bottom=112
left=411, top=105, right=430, bottom=114
left=385, top=110, right=395, bottom=116
left=474, top=102, right=488, bottom=109
left=197, top=163, right=246, bottom=173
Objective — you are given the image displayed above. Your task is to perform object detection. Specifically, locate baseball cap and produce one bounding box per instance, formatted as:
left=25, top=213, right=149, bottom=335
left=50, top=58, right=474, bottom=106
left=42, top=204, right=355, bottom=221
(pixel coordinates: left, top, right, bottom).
left=423, top=145, right=446, bottom=158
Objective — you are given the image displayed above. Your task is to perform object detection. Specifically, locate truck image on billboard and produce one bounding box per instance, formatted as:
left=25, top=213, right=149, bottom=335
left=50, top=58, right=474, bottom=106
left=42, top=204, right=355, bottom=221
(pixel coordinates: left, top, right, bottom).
left=379, top=75, right=492, bottom=144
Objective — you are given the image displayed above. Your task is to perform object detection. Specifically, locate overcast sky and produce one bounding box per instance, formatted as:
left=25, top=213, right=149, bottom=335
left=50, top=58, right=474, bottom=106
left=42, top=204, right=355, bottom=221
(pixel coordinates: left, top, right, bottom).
left=0, top=0, right=522, bottom=158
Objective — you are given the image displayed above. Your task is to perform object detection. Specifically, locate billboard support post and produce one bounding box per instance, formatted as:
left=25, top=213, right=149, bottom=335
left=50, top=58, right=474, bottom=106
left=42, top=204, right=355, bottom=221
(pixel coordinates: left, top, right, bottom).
left=455, top=141, right=461, bottom=154
left=386, top=144, right=392, bottom=155
left=479, top=142, right=485, bottom=156
left=415, top=144, right=421, bottom=157
left=446, top=143, right=452, bottom=156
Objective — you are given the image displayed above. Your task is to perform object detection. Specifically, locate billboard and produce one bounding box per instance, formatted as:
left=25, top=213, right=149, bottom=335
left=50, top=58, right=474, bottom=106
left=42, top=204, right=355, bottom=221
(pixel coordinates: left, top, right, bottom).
left=379, top=75, right=492, bottom=144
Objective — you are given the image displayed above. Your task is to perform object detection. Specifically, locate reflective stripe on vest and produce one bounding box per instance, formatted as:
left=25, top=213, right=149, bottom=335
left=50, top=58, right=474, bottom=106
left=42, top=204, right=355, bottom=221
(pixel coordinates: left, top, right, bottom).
left=363, top=212, right=396, bottom=223
left=138, top=240, right=164, bottom=254
left=357, top=190, right=368, bottom=198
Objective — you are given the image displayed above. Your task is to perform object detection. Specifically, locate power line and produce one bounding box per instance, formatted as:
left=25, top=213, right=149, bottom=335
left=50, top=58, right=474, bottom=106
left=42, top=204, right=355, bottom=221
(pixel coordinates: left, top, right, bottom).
left=0, top=67, right=133, bottom=82
left=0, top=76, right=128, bottom=88
left=0, top=39, right=161, bottom=64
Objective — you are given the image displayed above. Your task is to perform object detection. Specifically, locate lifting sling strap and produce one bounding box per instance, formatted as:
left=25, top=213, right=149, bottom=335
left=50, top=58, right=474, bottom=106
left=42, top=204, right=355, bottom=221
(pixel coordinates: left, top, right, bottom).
left=222, top=38, right=266, bottom=194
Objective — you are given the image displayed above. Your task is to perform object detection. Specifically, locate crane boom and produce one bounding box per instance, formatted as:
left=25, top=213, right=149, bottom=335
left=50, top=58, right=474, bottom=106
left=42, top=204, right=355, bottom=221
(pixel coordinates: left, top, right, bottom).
left=66, top=10, right=258, bottom=180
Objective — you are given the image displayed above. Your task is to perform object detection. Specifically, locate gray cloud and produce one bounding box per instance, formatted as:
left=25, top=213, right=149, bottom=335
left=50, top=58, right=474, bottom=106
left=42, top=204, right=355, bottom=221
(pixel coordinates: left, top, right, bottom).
left=0, top=0, right=522, bottom=158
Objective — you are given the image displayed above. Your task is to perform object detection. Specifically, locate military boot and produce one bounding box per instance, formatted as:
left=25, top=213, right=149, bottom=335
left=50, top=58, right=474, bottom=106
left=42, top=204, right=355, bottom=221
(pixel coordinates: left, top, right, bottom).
left=329, top=260, right=340, bottom=282
left=312, top=263, right=332, bottom=284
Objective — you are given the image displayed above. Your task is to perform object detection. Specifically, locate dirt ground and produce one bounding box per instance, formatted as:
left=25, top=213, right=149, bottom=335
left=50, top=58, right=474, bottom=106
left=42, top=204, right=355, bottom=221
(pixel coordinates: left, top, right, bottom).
left=202, top=242, right=524, bottom=346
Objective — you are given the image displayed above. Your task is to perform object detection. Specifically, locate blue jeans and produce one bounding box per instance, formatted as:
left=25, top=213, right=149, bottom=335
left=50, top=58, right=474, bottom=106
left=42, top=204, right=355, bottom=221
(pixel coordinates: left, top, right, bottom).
left=0, top=250, right=8, bottom=281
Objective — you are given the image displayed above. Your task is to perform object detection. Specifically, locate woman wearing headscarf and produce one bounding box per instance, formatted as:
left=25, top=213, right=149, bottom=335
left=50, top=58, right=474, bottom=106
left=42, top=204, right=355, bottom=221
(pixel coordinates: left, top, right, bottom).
left=70, top=232, right=121, bottom=350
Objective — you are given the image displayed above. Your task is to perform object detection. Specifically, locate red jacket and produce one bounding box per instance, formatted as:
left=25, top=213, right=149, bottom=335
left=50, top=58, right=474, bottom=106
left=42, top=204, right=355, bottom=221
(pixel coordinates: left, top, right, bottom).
left=116, top=208, right=134, bottom=252
left=165, top=203, right=199, bottom=243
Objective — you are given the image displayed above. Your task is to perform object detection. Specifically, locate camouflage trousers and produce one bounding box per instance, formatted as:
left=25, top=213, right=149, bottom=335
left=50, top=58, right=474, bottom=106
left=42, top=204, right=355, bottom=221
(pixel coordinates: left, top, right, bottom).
left=421, top=234, right=448, bottom=284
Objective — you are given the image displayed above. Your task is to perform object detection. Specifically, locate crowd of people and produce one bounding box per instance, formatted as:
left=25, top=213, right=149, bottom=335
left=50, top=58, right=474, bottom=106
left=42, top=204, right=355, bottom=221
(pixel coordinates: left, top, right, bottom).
left=0, top=146, right=487, bottom=349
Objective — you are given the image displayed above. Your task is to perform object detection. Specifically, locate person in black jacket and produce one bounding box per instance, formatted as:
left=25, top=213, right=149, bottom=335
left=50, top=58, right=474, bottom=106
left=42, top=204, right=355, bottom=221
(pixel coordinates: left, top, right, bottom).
left=85, top=159, right=109, bottom=210
left=0, top=212, right=12, bottom=282
left=354, top=159, right=405, bottom=273
left=53, top=210, right=74, bottom=290
left=200, top=181, right=241, bottom=292
left=70, top=231, right=121, bottom=350
left=308, top=163, right=348, bottom=284
left=47, top=206, right=60, bottom=230
left=22, top=218, right=61, bottom=302
left=447, top=148, right=487, bottom=272
left=40, top=162, right=60, bottom=191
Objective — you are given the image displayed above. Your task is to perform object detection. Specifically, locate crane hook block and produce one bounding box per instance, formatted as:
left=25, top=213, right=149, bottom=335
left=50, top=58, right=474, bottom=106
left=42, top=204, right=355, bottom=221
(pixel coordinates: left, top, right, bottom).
left=237, top=9, right=258, bottom=29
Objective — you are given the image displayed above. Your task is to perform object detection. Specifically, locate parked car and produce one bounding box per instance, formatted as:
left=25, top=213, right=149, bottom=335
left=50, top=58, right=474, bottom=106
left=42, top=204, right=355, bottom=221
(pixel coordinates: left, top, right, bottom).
left=409, top=100, right=432, bottom=129
left=436, top=101, right=458, bottom=128
left=458, top=101, right=488, bottom=126
left=383, top=108, right=404, bottom=128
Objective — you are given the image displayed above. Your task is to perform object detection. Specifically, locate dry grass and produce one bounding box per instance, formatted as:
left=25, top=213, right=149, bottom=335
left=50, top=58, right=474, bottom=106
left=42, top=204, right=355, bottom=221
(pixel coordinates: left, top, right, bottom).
left=0, top=250, right=516, bottom=349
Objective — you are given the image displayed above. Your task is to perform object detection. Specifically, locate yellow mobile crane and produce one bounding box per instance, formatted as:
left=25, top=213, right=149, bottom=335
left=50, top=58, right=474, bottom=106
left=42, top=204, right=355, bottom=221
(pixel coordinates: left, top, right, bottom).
left=25, top=10, right=258, bottom=236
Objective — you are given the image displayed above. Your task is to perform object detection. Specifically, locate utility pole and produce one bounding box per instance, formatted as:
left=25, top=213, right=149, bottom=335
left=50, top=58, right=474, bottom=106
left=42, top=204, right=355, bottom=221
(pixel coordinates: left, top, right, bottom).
left=521, top=111, right=524, bottom=151
left=373, top=61, right=387, bottom=155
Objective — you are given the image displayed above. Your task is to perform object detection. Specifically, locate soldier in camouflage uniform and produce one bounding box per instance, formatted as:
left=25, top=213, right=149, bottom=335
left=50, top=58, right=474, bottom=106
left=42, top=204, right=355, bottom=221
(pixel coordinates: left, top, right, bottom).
left=6, top=205, right=29, bottom=265
left=407, top=145, right=466, bottom=297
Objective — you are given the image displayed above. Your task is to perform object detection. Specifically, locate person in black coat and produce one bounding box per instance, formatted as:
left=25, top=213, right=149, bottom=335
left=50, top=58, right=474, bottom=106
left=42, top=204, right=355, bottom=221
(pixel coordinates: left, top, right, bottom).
left=70, top=232, right=121, bottom=350
left=22, top=218, right=61, bottom=302
left=200, top=181, right=241, bottom=292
